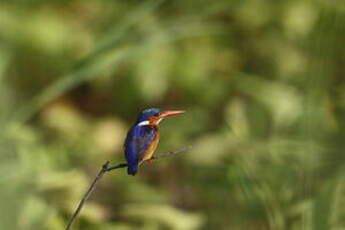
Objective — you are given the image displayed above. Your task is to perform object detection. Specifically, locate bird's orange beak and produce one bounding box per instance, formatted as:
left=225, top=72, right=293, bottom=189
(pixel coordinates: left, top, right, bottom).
left=159, top=110, right=185, bottom=119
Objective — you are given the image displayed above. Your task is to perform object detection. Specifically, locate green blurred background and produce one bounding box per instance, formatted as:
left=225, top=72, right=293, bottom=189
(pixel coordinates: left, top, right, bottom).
left=1, top=0, right=345, bottom=229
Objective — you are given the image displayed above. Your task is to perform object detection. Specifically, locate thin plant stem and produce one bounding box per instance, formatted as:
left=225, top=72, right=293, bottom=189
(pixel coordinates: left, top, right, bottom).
left=65, top=145, right=192, bottom=230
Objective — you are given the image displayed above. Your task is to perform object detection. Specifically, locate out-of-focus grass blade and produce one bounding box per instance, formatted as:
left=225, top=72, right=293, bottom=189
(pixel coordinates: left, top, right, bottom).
left=13, top=20, right=222, bottom=124
left=77, top=0, right=166, bottom=66
left=11, top=0, right=164, bottom=124
left=312, top=174, right=345, bottom=230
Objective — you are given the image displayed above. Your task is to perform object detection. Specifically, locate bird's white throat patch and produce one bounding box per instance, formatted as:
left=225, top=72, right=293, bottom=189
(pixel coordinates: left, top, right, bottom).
left=137, top=118, right=163, bottom=126
left=138, top=120, right=150, bottom=126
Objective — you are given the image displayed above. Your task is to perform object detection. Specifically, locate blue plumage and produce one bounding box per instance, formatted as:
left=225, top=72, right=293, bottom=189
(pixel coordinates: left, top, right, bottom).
left=124, top=108, right=184, bottom=175
left=135, top=108, right=161, bottom=123
left=124, top=125, right=158, bottom=175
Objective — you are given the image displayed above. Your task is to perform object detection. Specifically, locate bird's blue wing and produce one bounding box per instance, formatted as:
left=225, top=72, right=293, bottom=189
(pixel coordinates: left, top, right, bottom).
left=124, top=125, right=157, bottom=175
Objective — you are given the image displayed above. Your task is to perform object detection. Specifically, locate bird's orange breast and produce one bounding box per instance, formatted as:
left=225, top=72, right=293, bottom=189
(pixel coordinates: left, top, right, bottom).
left=141, top=129, right=160, bottom=163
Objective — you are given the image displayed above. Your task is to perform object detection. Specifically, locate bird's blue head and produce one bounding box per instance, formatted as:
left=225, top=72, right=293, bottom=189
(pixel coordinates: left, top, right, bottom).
left=136, top=108, right=161, bottom=123
left=135, top=108, right=185, bottom=126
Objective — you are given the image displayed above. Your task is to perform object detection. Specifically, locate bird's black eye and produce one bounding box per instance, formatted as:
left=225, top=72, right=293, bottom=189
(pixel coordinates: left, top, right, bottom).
left=154, top=112, right=160, bottom=117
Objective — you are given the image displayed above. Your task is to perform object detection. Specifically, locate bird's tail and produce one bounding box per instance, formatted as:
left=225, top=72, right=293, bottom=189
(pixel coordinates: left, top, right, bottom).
left=127, top=165, right=138, bottom=175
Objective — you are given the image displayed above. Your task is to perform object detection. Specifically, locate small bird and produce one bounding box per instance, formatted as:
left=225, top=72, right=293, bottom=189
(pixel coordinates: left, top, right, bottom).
left=124, top=108, right=185, bottom=175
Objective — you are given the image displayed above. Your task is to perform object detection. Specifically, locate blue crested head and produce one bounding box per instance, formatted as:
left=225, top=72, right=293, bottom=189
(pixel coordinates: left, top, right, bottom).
left=136, top=108, right=161, bottom=123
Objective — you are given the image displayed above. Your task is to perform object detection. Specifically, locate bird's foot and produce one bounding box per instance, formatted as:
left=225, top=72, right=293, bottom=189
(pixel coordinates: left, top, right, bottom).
left=146, top=158, right=153, bottom=163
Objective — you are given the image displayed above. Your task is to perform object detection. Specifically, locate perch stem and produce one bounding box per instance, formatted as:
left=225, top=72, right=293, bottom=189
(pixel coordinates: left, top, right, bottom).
left=65, top=145, right=192, bottom=230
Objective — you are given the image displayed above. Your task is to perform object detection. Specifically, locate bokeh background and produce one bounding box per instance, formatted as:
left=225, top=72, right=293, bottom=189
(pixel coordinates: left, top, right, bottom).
left=1, top=0, right=345, bottom=229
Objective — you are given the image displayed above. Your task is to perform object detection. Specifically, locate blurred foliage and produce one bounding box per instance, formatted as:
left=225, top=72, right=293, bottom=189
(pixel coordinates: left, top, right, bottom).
left=1, top=0, right=345, bottom=229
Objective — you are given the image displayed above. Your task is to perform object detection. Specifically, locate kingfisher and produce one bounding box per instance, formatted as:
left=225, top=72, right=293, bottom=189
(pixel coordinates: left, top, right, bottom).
left=124, top=108, right=185, bottom=175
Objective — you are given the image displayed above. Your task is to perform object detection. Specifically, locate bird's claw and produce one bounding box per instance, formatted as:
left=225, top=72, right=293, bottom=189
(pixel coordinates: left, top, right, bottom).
left=146, top=158, right=153, bottom=163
